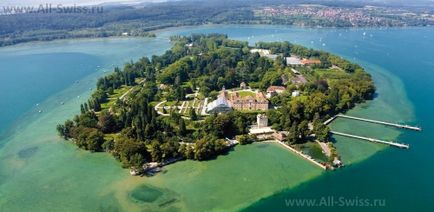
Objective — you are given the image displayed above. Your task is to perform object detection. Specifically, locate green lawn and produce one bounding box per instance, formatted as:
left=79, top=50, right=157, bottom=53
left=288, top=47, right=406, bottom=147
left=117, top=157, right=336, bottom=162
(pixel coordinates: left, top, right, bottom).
left=101, top=86, right=131, bottom=110
left=164, top=101, right=180, bottom=106
left=303, top=68, right=349, bottom=83
left=134, top=77, right=145, bottom=84
left=236, top=90, right=256, bottom=97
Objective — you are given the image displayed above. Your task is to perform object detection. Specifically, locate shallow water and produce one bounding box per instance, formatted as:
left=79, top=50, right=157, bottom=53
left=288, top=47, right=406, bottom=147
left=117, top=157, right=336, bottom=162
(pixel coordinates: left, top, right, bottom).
left=0, top=25, right=432, bottom=211
left=130, top=143, right=323, bottom=211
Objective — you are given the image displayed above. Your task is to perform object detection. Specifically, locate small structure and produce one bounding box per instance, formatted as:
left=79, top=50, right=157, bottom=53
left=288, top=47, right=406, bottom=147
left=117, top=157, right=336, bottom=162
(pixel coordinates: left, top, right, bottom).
left=250, top=48, right=270, bottom=56
left=286, top=56, right=302, bottom=65
left=249, top=127, right=275, bottom=140
left=291, top=75, right=308, bottom=85
left=291, top=68, right=300, bottom=75
left=240, top=82, right=247, bottom=90
left=333, top=157, right=343, bottom=168
left=273, top=131, right=289, bottom=142
left=257, top=114, right=268, bottom=128
left=250, top=48, right=279, bottom=60
left=291, top=90, right=300, bottom=97
left=249, top=114, right=274, bottom=140
left=266, top=86, right=286, bottom=98
left=301, top=59, right=321, bottom=65
left=264, top=54, right=279, bottom=60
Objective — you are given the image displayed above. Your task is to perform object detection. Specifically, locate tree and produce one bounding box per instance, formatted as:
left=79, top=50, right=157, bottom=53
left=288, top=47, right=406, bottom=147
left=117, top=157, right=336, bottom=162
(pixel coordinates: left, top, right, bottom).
left=194, top=137, right=227, bottom=160
left=102, top=139, right=114, bottom=152
left=260, top=71, right=282, bottom=89
left=75, top=112, right=98, bottom=128
left=314, top=121, right=331, bottom=142
left=286, top=123, right=299, bottom=144
left=56, top=124, right=66, bottom=139
left=98, top=111, right=118, bottom=133
left=181, top=145, right=195, bottom=159
left=80, top=104, right=86, bottom=114
left=297, top=120, right=310, bottom=141
left=237, top=134, right=257, bottom=145
left=178, top=118, right=187, bottom=136
left=190, top=108, right=198, bottom=121
left=113, top=137, right=148, bottom=168
left=129, top=153, right=145, bottom=171
left=149, top=141, right=162, bottom=162
left=86, top=130, right=105, bottom=152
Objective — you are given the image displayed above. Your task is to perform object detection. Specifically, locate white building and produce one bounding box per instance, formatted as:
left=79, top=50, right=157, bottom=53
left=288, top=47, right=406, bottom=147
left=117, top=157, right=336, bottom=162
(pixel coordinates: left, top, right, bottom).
left=206, top=88, right=232, bottom=114
left=206, top=95, right=232, bottom=114
left=250, top=48, right=271, bottom=56
left=266, top=86, right=286, bottom=98
left=257, top=114, right=268, bottom=128
left=286, top=56, right=302, bottom=65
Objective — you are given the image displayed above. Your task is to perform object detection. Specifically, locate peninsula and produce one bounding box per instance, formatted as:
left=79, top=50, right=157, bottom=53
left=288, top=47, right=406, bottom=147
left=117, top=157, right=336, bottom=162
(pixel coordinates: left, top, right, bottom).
left=56, top=34, right=376, bottom=174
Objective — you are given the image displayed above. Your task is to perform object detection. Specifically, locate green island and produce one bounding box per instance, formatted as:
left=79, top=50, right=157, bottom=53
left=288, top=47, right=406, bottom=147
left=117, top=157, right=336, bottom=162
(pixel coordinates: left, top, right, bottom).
left=56, top=34, right=375, bottom=175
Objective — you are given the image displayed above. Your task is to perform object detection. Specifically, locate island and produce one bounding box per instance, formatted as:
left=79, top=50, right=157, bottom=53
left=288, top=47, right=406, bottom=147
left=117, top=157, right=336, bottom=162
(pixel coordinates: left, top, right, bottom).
left=56, top=34, right=375, bottom=175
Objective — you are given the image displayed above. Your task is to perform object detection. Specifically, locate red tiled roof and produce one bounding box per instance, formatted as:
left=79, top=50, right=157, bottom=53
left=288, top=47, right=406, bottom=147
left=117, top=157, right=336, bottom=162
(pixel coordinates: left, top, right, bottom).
left=266, top=86, right=286, bottom=93
left=301, top=59, right=321, bottom=65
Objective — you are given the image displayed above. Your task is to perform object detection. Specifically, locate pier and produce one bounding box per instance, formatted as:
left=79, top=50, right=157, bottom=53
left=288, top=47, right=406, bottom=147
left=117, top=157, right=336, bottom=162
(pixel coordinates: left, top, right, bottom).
left=331, top=131, right=409, bottom=149
left=336, top=114, right=421, bottom=131
left=323, top=116, right=337, bottom=125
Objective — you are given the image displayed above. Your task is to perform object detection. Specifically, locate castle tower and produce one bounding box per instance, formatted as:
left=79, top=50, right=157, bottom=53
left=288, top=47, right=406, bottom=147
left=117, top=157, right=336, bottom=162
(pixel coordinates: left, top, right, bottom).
left=257, top=114, right=268, bottom=128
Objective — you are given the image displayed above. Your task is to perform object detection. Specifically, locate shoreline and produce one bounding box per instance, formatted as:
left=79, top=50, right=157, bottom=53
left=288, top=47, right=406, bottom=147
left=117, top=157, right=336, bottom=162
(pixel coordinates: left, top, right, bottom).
left=1, top=24, right=433, bottom=49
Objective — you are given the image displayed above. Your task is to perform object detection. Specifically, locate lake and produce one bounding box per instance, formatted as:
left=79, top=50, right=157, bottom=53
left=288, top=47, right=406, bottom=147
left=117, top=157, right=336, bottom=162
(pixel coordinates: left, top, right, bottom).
left=0, top=25, right=433, bottom=211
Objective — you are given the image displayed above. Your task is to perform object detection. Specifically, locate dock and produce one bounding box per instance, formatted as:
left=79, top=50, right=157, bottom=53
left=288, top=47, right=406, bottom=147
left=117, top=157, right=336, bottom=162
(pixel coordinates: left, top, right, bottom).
left=330, top=131, right=409, bottom=149
left=336, top=114, right=421, bottom=131
left=323, top=116, right=337, bottom=125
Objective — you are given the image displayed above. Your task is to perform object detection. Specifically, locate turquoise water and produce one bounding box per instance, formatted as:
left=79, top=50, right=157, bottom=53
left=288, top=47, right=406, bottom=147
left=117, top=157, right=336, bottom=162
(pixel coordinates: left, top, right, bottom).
left=0, top=37, right=170, bottom=211
left=0, top=52, right=100, bottom=136
left=0, top=38, right=168, bottom=137
left=0, top=25, right=433, bottom=211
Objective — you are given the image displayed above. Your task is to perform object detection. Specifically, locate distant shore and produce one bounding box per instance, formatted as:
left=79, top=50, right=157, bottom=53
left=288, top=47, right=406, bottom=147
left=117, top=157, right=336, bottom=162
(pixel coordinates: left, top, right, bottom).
left=1, top=23, right=433, bottom=48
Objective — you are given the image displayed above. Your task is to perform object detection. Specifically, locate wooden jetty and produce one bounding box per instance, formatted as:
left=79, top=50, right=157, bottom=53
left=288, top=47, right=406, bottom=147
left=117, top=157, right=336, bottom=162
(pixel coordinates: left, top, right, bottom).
left=330, top=131, right=409, bottom=149
left=336, top=114, right=422, bottom=131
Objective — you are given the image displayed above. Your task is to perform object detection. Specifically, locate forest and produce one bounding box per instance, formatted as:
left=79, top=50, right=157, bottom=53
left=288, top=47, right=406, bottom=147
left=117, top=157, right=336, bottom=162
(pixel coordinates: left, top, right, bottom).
left=57, top=34, right=375, bottom=173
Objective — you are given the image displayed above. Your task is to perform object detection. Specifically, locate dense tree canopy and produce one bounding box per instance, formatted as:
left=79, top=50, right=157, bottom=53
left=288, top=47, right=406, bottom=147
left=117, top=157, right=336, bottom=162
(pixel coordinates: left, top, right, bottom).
left=57, top=34, right=375, bottom=171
